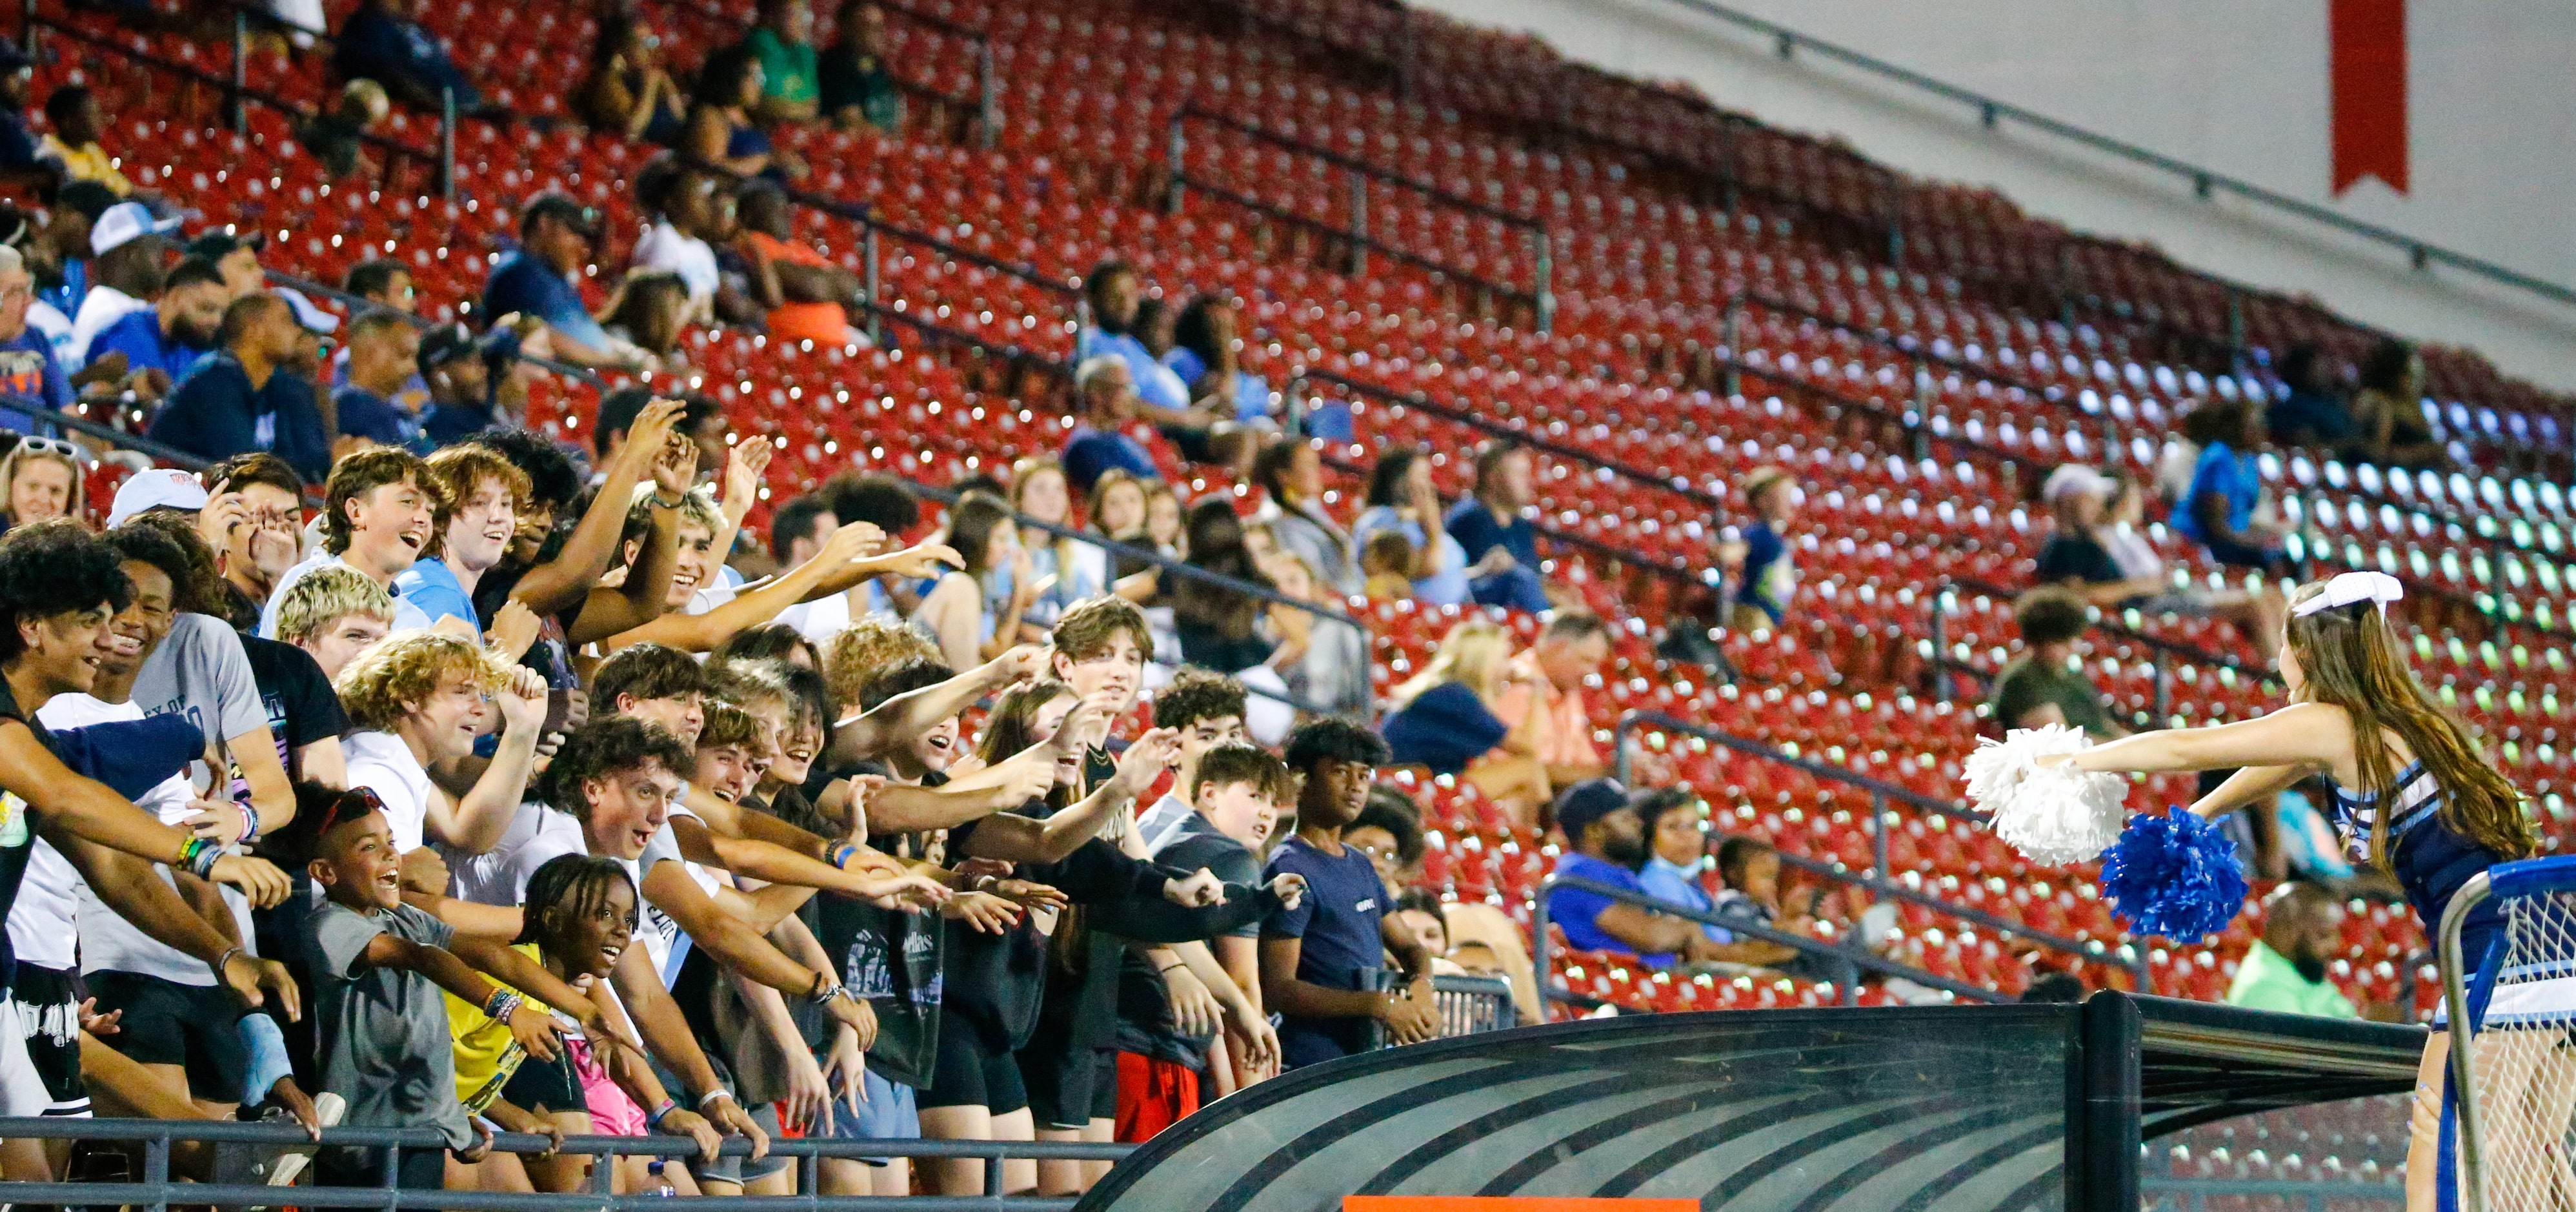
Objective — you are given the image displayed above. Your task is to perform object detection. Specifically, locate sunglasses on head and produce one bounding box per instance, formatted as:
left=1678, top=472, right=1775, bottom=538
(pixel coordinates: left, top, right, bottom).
left=314, top=785, right=388, bottom=837
left=12, top=436, right=89, bottom=464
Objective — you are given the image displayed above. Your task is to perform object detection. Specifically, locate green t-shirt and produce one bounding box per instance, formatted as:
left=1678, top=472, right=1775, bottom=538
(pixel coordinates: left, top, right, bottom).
left=2226, top=940, right=2358, bottom=1018
left=748, top=28, right=820, bottom=106
left=1989, top=654, right=2115, bottom=739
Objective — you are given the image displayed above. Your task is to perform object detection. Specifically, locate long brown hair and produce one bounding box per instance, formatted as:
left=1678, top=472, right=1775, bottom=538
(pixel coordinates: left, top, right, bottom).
left=2284, top=582, right=2533, bottom=865
left=975, top=679, right=1076, bottom=812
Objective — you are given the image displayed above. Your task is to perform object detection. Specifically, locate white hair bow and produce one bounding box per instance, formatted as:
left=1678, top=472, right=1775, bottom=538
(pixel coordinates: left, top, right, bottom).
left=2291, top=571, right=2404, bottom=618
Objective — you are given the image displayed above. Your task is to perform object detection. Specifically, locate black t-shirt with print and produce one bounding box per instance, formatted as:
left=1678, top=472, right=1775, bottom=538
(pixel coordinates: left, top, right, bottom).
left=240, top=635, right=350, bottom=783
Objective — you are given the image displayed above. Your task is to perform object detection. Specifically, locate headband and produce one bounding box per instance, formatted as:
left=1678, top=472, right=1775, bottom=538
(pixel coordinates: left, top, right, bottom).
left=2291, top=571, right=2404, bottom=618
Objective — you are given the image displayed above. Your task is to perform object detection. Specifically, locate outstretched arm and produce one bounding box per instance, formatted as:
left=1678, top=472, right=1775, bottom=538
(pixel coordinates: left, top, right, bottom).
left=2064, top=703, right=2348, bottom=778
left=2188, top=764, right=2310, bottom=820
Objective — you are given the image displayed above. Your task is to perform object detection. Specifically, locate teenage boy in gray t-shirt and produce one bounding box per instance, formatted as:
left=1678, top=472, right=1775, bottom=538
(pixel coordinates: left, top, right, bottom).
left=290, top=784, right=596, bottom=1189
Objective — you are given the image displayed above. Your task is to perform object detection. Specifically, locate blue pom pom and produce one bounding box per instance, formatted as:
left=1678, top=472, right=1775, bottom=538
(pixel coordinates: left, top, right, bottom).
left=2100, top=806, right=2250, bottom=942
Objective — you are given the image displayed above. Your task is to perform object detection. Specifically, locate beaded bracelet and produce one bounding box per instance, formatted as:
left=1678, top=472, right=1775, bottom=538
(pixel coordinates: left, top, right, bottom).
left=237, top=804, right=261, bottom=845
left=485, top=988, right=523, bottom=1024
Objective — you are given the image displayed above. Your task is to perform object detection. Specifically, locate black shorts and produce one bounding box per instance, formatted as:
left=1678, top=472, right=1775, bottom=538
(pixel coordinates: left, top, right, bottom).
left=921, top=1025, right=1027, bottom=1116
left=318, top=1144, right=447, bottom=1190
left=86, top=970, right=247, bottom=1102
left=500, top=1045, right=585, bottom=1115
left=3, top=964, right=88, bottom=1116
left=1020, top=1042, right=1116, bottom=1131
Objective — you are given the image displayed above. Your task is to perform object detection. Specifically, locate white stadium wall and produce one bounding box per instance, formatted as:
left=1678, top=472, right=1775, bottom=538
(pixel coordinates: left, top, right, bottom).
left=1417, top=0, right=2576, bottom=389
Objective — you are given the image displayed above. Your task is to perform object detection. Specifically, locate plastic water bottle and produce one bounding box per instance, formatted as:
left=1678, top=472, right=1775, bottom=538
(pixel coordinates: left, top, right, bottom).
left=647, top=1160, right=676, bottom=1197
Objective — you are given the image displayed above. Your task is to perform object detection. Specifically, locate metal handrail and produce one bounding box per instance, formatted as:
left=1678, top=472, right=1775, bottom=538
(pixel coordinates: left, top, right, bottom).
left=1647, top=0, right=2576, bottom=314
left=0, top=1116, right=1127, bottom=1212
left=21, top=8, right=442, bottom=168
left=1531, top=871, right=2004, bottom=1007
left=1607, top=707, right=2154, bottom=990
left=1169, top=106, right=1554, bottom=332
left=1300, top=368, right=1723, bottom=508
left=644, top=0, right=1000, bottom=146
left=900, top=480, right=1374, bottom=723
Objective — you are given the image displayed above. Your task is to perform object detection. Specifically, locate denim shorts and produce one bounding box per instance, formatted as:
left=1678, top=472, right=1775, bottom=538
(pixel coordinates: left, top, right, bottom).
left=817, top=1067, right=919, bottom=1166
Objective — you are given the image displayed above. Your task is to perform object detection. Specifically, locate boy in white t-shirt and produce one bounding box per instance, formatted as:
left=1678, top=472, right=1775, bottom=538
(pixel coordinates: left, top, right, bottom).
left=332, top=632, right=549, bottom=921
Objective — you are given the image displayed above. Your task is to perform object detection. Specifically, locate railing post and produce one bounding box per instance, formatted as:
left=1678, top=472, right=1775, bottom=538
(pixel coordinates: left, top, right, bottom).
left=974, top=37, right=998, bottom=150
left=229, top=9, right=247, bottom=135
left=861, top=217, right=882, bottom=347
left=1531, top=230, right=1553, bottom=334
left=144, top=1129, right=170, bottom=1212
left=983, top=1147, right=1005, bottom=1200
left=2225, top=286, right=2246, bottom=368
left=1613, top=715, right=1635, bottom=784
left=1926, top=591, right=1949, bottom=702
left=2152, top=649, right=2171, bottom=722
left=1838, top=954, right=1860, bottom=1007
left=1885, top=179, right=1906, bottom=266
left=1870, top=789, right=1889, bottom=882
left=438, top=86, right=456, bottom=204
left=20, top=0, right=34, bottom=59
left=1347, top=169, right=1368, bottom=278
left=1907, top=352, right=1931, bottom=461
left=1163, top=111, right=1186, bottom=214
left=1721, top=296, right=1743, bottom=398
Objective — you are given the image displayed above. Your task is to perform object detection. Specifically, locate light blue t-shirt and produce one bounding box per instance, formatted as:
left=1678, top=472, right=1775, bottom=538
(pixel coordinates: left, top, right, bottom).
left=259, top=551, right=434, bottom=640
left=1637, top=854, right=1731, bottom=945
left=392, top=556, right=479, bottom=632
left=1076, top=327, right=1189, bottom=410
left=1351, top=505, right=1471, bottom=607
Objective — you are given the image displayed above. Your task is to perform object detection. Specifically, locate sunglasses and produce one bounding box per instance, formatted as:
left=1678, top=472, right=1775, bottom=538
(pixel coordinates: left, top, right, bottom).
left=11, top=436, right=90, bottom=465
left=314, top=785, right=389, bottom=837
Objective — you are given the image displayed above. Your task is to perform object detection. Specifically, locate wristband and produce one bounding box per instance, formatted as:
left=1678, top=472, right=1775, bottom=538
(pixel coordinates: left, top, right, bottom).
left=828, top=842, right=858, bottom=871
left=971, top=874, right=1000, bottom=894
left=181, top=838, right=223, bottom=880
left=484, top=989, right=523, bottom=1024
left=808, top=978, right=847, bottom=1007
left=647, top=1098, right=678, bottom=1129
left=215, top=945, right=245, bottom=976
left=650, top=491, right=684, bottom=510
left=237, top=804, right=261, bottom=845
left=698, top=1087, right=734, bottom=1110
left=1157, top=963, right=1183, bottom=976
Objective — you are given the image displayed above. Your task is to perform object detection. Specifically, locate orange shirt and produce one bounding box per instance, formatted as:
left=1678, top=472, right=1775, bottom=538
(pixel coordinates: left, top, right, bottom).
left=1495, top=678, right=1601, bottom=769
left=748, top=232, right=850, bottom=346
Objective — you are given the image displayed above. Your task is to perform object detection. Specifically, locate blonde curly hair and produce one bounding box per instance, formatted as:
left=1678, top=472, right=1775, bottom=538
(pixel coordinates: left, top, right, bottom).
left=823, top=616, right=940, bottom=713
left=334, top=631, right=505, bottom=731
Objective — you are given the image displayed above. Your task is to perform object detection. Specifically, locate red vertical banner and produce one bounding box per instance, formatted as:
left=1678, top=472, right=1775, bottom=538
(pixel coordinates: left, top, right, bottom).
left=2329, top=0, right=2409, bottom=195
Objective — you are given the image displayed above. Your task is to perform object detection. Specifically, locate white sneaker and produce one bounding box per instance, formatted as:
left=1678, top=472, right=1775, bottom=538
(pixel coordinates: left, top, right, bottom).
left=239, top=1091, right=343, bottom=1207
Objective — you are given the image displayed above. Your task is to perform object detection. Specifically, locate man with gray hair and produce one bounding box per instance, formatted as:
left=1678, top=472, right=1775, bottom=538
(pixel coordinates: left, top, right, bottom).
left=1061, top=353, right=1165, bottom=495
left=0, top=243, right=69, bottom=429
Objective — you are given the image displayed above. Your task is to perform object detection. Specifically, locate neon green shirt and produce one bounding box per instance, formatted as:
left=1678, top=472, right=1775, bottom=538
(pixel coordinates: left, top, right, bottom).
left=2226, top=940, right=2357, bottom=1019
left=748, top=29, right=819, bottom=106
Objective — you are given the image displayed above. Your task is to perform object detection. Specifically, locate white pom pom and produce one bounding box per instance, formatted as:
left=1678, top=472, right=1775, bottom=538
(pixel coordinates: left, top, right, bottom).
left=1961, top=725, right=2130, bottom=867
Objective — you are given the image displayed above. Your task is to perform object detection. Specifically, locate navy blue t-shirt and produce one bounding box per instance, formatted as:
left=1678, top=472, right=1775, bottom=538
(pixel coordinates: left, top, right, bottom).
left=1262, top=834, right=1389, bottom=1068
left=1444, top=496, right=1539, bottom=570
left=1736, top=520, right=1794, bottom=623
left=333, top=384, right=421, bottom=448
left=1060, top=427, right=1158, bottom=496
left=145, top=354, right=330, bottom=482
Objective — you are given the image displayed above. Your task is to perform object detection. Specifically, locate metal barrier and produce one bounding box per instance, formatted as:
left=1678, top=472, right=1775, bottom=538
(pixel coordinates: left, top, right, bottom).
left=0, top=1117, right=1131, bottom=1211
left=1611, top=707, right=2152, bottom=990
left=1357, top=971, right=1519, bottom=1047
left=1532, top=872, right=2005, bottom=1007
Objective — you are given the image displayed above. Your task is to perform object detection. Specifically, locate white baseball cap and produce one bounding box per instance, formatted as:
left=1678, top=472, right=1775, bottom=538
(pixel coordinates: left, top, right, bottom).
left=106, top=467, right=209, bottom=527
left=89, top=201, right=183, bottom=257
left=272, top=287, right=341, bottom=335
left=2040, top=463, right=2111, bottom=507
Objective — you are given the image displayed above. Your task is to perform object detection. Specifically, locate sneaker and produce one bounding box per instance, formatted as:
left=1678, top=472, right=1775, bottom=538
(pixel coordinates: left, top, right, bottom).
left=215, top=1093, right=345, bottom=1208
left=262, top=1093, right=344, bottom=1189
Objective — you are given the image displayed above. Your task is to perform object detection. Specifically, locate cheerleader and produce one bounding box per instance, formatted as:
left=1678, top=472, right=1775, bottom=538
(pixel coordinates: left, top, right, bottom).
left=2038, top=571, right=2539, bottom=1212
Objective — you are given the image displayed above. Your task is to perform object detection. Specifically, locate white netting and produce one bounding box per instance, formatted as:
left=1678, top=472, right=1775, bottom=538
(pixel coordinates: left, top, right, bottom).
left=2460, top=889, right=2576, bottom=1212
